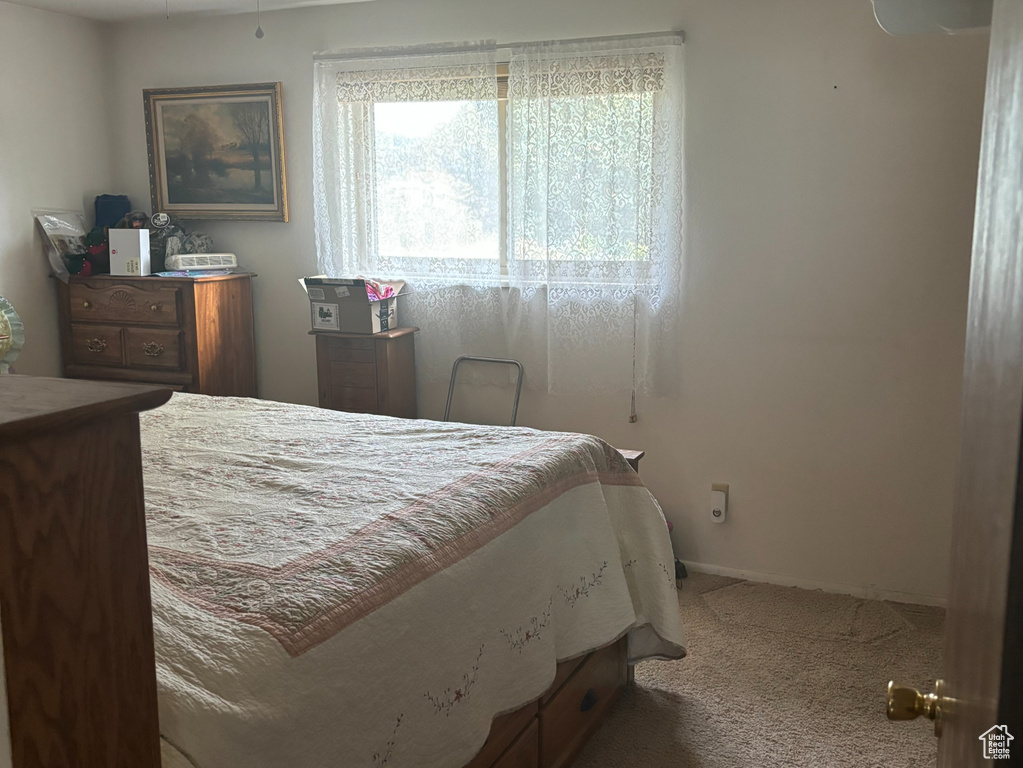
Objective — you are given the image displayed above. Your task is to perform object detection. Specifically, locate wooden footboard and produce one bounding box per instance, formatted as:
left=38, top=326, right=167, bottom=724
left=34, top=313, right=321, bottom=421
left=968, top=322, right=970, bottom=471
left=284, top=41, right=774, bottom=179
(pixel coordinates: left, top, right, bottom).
left=466, top=637, right=628, bottom=768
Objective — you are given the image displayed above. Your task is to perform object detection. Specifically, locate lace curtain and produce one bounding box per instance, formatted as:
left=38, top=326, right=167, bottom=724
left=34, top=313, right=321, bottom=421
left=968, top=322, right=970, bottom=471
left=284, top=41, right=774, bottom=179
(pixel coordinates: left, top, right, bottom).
left=313, top=43, right=500, bottom=284
left=313, top=35, right=685, bottom=412
left=313, top=44, right=509, bottom=384
left=505, top=35, right=684, bottom=406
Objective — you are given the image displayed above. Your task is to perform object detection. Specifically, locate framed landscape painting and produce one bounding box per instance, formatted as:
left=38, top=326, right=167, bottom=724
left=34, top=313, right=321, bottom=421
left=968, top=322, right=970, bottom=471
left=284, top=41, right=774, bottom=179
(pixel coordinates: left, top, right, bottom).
left=144, top=82, right=289, bottom=221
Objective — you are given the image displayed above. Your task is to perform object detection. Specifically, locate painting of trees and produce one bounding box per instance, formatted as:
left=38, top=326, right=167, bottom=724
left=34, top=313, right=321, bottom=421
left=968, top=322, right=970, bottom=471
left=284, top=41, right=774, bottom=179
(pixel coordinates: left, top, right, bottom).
left=146, top=83, right=288, bottom=220
left=159, top=98, right=276, bottom=205
left=178, top=113, right=219, bottom=189
left=230, top=102, right=271, bottom=191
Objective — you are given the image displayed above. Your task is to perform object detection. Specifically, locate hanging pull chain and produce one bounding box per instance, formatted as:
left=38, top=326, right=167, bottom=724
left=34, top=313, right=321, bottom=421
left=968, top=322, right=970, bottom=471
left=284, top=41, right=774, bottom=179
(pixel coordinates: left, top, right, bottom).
left=629, top=292, right=639, bottom=423
left=165, top=0, right=169, bottom=19
left=255, top=0, right=264, bottom=38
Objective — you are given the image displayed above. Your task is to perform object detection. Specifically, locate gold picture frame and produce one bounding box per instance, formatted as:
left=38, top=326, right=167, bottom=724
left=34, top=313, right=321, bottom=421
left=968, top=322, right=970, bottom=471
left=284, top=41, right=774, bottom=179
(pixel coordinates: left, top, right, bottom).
left=144, top=82, right=289, bottom=222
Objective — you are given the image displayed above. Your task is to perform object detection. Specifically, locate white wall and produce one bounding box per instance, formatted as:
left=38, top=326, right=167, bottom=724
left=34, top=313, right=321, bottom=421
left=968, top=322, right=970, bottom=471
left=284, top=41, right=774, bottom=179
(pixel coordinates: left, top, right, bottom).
left=0, top=2, right=114, bottom=378
left=0, top=4, right=115, bottom=764
left=98, top=0, right=989, bottom=603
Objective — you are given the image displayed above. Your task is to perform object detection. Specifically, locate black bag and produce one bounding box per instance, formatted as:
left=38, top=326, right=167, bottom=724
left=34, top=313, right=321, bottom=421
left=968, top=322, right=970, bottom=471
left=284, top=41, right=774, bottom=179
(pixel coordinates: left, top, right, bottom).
left=94, top=194, right=131, bottom=229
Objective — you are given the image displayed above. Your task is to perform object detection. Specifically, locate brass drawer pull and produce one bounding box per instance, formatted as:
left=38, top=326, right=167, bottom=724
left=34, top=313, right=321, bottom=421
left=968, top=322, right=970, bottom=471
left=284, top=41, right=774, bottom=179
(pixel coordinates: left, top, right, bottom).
left=86, top=338, right=107, bottom=353
left=82, top=300, right=91, bottom=308
left=143, top=342, right=165, bottom=357
left=150, top=304, right=160, bottom=312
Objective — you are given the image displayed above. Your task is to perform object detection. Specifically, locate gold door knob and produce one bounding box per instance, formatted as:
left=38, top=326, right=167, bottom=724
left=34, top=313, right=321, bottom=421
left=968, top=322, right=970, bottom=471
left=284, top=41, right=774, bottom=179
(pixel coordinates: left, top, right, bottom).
left=887, top=680, right=946, bottom=737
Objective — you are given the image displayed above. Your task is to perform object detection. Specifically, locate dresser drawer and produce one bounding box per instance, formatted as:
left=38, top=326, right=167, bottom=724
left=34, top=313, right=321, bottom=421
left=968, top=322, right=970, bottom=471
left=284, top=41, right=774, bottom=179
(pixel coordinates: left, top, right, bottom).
left=494, top=718, right=538, bottom=768
left=70, top=325, right=123, bottom=367
left=539, top=640, right=626, bottom=768
left=541, top=656, right=587, bottom=706
left=328, top=361, right=377, bottom=389
left=70, top=283, right=182, bottom=326
left=465, top=702, right=538, bottom=768
left=329, top=385, right=378, bottom=413
left=125, top=328, right=185, bottom=370
left=326, top=346, right=375, bottom=364
left=325, top=336, right=375, bottom=351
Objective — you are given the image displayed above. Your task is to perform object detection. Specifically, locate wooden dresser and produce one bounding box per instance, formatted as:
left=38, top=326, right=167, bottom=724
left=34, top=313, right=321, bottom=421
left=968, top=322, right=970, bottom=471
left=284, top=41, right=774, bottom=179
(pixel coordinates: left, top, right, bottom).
left=56, top=273, right=256, bottom=396
left=0, top=376, right=171, bottom=768
left=313, top=327, right=417, bottom=418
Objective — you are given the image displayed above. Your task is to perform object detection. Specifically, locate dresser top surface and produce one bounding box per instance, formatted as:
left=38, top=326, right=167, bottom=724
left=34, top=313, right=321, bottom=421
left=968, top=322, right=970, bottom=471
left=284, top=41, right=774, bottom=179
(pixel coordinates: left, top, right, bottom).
left=67, top=272, right=255, bottom=285
left=310, top=327, right=419, bottom=340
left=0, top=375, right=172, bottom=441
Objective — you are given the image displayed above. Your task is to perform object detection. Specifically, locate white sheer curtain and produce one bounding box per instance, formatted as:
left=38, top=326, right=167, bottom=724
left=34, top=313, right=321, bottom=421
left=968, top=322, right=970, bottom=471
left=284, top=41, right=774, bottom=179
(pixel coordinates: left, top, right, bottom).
left=313, top=43, right=500, bottom=282
left=505, top=34, right=684, bottom=406
left=313, top=35, right=685, bottom=413
left=313, top=43, right=509, bottom=383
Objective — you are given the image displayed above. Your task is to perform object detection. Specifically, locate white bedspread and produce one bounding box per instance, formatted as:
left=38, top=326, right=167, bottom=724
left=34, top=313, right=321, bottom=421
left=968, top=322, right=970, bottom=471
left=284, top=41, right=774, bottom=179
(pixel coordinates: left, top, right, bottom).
left=140, top=394, right=685, bottom=768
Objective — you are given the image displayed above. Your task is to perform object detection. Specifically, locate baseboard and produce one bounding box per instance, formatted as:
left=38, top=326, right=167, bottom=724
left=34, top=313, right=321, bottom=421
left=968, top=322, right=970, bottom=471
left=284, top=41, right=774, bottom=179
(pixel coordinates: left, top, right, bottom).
left=681, top=560, right=947, bottom=608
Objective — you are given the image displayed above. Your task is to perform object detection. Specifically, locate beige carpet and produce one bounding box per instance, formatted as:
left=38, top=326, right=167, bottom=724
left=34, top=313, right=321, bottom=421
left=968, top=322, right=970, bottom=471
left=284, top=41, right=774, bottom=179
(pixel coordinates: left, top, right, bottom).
left=574, top=573, right=944, bottom=767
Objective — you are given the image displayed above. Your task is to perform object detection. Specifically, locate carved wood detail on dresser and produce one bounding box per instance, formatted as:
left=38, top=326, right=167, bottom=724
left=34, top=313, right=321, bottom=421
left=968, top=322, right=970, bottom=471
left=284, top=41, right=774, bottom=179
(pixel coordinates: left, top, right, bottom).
left=56, top=273, right=256, bottom=396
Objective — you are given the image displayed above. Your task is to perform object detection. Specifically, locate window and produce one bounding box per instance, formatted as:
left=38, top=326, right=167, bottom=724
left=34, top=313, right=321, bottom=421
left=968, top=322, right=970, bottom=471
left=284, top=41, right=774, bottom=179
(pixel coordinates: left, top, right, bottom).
left=313, top=36, right=683, bottom=403
left=506, top=60, right=660, bottom=287
left=357, top=68, right=658, bottom=276
left=373, top=99, right=499, bottom=264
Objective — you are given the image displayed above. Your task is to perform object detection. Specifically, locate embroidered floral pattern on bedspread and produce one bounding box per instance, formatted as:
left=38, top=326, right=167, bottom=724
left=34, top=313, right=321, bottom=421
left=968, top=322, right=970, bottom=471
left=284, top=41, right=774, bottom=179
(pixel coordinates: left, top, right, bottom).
left=424, top=645, right=485, bottom=716
left=373, top=715, right=403, bottom=766
left=501, top=597, right=554, bottom=653
left=560, top=562, right=609, bottom=607
left=140, top=395, right=641, bottom=657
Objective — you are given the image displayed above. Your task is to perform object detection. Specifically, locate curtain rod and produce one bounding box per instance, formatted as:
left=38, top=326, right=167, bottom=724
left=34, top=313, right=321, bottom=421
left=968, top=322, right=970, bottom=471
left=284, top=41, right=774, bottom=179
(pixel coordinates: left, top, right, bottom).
left=499, top=30, right=683, bottom=49
left=314, top=31, right=683, bottom=63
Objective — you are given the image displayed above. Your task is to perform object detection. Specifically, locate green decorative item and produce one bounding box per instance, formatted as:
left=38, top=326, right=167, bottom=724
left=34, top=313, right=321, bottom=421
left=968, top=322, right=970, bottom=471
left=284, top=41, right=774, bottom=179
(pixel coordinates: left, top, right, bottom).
left=0, top=295, right=25, bottom=374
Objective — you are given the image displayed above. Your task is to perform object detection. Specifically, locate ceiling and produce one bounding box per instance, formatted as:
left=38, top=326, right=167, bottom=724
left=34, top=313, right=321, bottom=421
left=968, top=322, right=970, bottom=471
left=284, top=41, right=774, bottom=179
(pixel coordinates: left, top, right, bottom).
left=6, top=0, right=372, bottom=21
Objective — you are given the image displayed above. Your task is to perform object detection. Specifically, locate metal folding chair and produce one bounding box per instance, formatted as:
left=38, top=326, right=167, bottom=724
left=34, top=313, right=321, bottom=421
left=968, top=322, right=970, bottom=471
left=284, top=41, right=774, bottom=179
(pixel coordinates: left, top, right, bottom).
left=444, top=356, right=525, bottom=426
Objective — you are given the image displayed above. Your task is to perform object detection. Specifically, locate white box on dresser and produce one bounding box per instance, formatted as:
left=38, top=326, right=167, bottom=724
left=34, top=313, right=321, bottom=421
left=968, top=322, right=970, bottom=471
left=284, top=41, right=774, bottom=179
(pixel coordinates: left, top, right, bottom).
left=109, top=229, right=151, bottom=276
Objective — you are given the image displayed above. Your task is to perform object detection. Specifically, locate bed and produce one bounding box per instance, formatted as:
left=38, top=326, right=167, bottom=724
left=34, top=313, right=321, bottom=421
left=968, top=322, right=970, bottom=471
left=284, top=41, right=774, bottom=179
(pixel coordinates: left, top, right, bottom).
left=0, top=381, right=685, bottom=768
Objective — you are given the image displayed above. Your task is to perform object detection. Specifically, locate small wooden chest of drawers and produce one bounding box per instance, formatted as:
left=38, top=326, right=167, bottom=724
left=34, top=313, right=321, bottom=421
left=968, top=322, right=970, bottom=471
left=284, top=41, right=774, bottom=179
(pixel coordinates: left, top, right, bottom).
left=313, top=327, right=417, bottom=418
left=57, top=273, right=256, bottom=396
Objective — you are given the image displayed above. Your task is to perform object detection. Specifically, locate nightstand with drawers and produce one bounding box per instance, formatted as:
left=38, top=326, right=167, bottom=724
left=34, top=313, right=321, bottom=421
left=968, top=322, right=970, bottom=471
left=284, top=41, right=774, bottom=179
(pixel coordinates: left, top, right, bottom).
left=56, top=273, right=256, bottom=396
left=312, top=327, right=418, bottom=419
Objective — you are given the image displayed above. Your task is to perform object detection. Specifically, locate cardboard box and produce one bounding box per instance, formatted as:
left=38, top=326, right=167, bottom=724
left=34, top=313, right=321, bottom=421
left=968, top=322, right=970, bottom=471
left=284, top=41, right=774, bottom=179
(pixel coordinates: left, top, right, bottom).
left=301, top=277, right=408, bottom=334
left=109, top=229, right=151, bottom=276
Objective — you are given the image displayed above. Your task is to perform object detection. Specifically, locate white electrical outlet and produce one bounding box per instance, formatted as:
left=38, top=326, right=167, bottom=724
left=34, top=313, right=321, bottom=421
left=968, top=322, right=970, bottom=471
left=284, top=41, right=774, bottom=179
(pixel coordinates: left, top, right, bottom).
left=711, top=483, right=728, bottom=523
